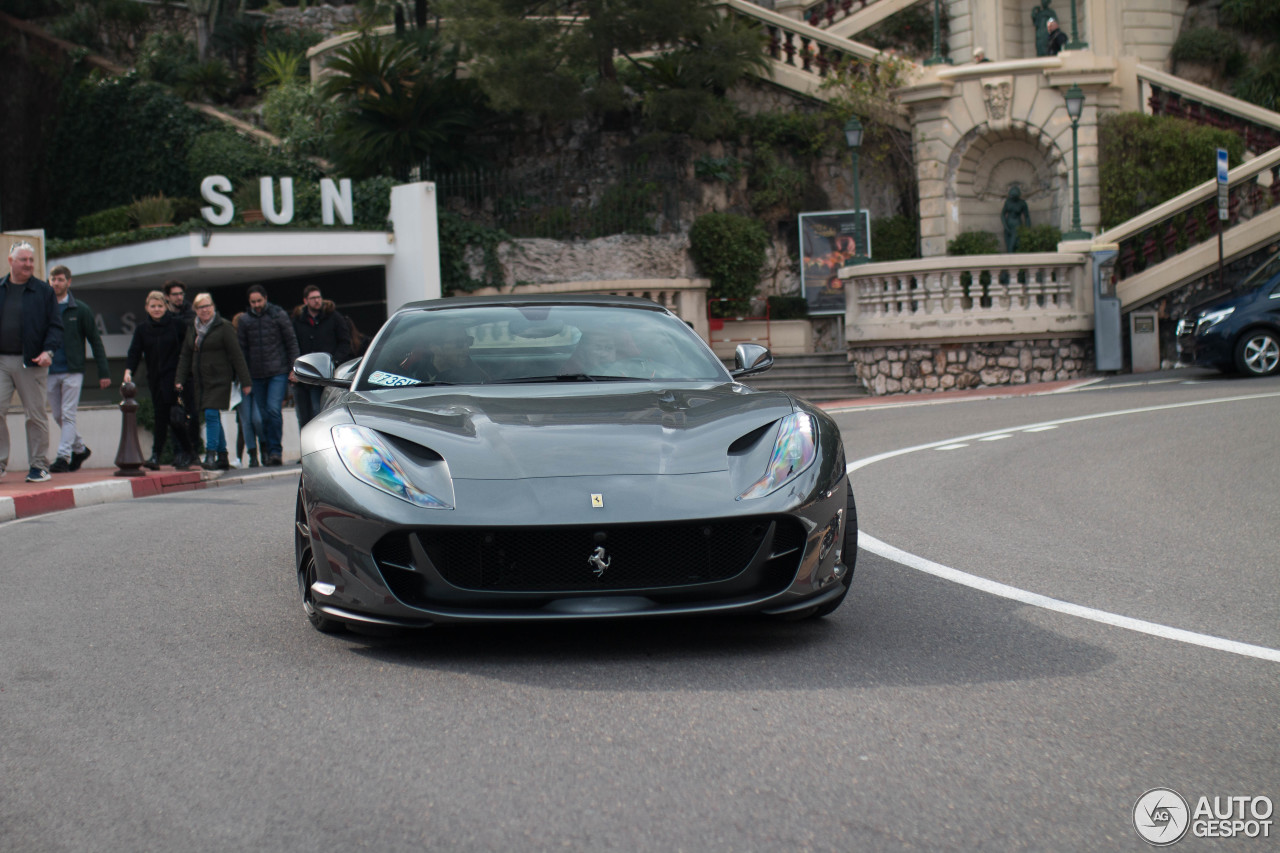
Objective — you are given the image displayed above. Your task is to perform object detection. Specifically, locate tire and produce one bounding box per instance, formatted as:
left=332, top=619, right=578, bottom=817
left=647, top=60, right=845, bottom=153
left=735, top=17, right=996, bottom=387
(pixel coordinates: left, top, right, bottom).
left=296, top=484, right=345, bottom=634
left=1234, top=329, right=1280, bottom=376
left=810, top=484, right=858, bottom=619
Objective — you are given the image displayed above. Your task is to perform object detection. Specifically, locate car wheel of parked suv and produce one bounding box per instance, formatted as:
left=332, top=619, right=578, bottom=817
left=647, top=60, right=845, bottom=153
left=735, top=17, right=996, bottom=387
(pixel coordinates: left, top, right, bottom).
left=1234, top=329, right=1280, bottom=376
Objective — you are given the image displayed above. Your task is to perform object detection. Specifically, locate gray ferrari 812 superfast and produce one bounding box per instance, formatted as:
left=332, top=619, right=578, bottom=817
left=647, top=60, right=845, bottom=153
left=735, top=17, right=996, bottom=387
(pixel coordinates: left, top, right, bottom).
left=292, top=294, right=855, bottom=633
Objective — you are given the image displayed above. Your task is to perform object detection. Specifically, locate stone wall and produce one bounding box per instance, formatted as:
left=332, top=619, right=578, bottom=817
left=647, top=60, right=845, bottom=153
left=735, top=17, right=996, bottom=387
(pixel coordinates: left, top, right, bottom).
left=267, top=4, right=361, bottom=40
left=851, top=336, right=1093, bottom=395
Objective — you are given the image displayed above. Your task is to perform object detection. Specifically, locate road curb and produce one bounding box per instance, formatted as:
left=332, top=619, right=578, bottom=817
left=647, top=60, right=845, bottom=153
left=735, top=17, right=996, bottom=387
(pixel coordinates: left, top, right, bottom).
left=0, top=467, right=300, bottom=522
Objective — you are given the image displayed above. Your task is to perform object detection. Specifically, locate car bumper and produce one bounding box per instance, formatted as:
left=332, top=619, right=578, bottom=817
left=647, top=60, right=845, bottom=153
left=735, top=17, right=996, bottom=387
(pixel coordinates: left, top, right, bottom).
left=297, top=450, right=851, bottom=626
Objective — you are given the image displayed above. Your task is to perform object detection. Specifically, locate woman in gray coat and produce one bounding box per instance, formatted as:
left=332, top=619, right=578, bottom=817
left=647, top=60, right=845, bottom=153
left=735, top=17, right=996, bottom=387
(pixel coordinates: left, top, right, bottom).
left=175, top=293, right=252, bottom=470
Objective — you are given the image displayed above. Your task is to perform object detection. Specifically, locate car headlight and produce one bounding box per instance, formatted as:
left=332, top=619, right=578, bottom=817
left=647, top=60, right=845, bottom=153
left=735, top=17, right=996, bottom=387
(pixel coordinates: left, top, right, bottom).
left=331, top=424, right=452, bottom=509
left=1196, top=307, right=1234, bottom=335
left=737, top=413, right=817, bottom=500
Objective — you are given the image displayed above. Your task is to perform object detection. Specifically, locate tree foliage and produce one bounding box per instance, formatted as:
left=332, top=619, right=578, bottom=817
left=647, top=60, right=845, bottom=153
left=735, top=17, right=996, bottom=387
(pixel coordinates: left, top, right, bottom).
left=43, top=74, right=209, bottom=238
left=819, top=55, right=918, bottom=221
left=319, top=30, right=488, bottom=179
left=440, top=0, right=753, bottom=122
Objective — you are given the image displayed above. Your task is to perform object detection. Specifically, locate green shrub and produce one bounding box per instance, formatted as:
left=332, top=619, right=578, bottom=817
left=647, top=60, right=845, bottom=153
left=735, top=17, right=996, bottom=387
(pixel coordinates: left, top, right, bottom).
left=689, top=212, right=769, bottom=316
left=76, top=205, right=134, bottom=238
left=176, top=58, right=236, bottom=104
left=258, top=49, right=306, bottom=89
left=870, top=215, right=917, bottom=261
left=694, top=156, right=744, bottom=183
left=130, top=194, right=175, bottom=226
left=437, top=212, right=509, bottom=295
left=1231, top=47, right=1280, bottom=112
left=1015, top=224, right=1062, bottom=253
left=947, top=230, right=1000, bottom=256
left=1171, top=28, right=1244, bottom=72
left=766, top=294, right=809, bottom=320
left=136, top=31, right=198, bottom=87
left=186, top=129, right=300, bottom=188
left=1099, top=113, right=1244, bottom=229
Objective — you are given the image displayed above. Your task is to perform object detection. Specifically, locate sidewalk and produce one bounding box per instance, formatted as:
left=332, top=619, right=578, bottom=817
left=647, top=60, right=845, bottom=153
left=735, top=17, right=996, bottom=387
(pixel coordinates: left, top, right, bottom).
left=0, top=463, right=298, bottom=522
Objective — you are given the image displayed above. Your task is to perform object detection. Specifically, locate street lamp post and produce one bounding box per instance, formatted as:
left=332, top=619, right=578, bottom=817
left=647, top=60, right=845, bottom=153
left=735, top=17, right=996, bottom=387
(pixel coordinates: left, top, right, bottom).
left=1063, top=85, right=1091, bottom=241
left=1066, top=0, right=1088, bottom=50
left=924, top=0, right=950, bottom=66
left=844, top=116, right=869, bottom=265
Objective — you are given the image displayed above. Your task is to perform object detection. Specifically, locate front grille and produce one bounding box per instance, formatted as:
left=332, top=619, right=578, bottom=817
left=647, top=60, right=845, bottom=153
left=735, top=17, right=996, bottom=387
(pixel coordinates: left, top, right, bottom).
left=372, top=516, right=806, bottom=603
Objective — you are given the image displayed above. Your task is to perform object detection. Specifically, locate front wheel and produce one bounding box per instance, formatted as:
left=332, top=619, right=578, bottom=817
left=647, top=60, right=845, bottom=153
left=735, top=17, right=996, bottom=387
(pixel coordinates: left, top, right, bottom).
left=296, top=485, right=345, bottom=634
left=810, top=484, right=858, bottom=619
left=1234, top=330, right=1280, bottom=376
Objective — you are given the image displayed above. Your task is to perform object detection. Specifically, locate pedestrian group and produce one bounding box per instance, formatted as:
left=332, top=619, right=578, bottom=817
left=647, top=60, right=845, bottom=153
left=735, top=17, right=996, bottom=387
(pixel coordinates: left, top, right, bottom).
left=1, top=238, right=358, bottom=481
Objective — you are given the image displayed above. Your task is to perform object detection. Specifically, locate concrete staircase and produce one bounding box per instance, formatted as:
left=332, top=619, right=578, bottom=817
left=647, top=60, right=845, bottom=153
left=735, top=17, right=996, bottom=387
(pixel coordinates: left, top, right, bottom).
left=737, top=352, right=867, bottom=403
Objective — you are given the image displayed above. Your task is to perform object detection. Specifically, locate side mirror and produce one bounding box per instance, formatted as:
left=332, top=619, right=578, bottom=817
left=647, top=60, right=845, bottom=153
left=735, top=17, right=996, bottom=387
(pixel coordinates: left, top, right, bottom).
left=294, top=352, right=348, bottom=388
left=731, top=343, right=774, bottom=378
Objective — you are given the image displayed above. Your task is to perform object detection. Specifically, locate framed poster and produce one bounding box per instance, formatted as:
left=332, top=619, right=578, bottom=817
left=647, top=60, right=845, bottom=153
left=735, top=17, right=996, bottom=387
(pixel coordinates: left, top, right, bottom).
left=799, top=210, right=870, bottom=316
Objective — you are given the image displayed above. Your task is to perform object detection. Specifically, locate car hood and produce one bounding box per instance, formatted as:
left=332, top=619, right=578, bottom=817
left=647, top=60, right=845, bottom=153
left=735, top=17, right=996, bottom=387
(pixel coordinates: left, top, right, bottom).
left=345, top=383, right=797, bottom=479
left=1194, top=283, right=1267, bottom=317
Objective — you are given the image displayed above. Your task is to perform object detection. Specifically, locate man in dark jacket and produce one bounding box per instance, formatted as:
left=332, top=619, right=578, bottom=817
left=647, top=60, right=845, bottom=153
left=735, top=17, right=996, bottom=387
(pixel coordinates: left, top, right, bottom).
left=237, top=285, right=299, bottom=466
left=46, top=265, right=112, bottom=472
left=165, top=279, right=200, bottom=453
left=0, top=241, right=63, bottom=482
left=289, top=285, right=351, bottom=430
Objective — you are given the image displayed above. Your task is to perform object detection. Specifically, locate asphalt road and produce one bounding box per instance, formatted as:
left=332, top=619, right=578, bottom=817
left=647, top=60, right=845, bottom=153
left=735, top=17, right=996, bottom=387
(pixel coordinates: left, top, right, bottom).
left=2, top=369, right=1277, bottom=851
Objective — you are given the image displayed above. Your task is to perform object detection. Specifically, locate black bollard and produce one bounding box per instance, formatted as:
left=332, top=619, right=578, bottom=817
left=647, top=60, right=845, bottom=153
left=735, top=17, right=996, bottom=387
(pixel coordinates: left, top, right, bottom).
left=114, top=381, right=148, bottom=477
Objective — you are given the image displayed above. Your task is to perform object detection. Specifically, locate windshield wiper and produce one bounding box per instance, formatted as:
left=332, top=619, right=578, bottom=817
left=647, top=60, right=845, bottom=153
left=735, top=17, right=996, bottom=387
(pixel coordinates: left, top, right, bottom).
left=491, top=374, right=598, bottom=384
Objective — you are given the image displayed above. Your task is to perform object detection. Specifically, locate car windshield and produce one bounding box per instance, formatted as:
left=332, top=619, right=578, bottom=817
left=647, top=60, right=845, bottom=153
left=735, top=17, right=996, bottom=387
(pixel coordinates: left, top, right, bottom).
left=358, top=303, right=729, bottom=390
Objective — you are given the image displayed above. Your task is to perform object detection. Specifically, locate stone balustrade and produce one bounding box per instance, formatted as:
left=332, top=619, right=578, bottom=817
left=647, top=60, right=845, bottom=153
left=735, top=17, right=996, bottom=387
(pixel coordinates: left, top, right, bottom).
left=839, top=253, right=1092, bottom=342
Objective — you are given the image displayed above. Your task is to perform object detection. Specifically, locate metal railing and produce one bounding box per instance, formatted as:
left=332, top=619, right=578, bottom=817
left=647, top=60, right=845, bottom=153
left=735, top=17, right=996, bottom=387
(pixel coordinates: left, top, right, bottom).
left=1095, top=146, right=1280, bottom=285
left=1138, top=65, right=1280, bottom=155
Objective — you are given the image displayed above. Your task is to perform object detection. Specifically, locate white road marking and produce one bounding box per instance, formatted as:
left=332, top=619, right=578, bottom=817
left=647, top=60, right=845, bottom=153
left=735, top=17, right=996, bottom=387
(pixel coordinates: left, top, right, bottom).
left=848, top=390, right=1280, bottom=663
left=859, top=534, right=1280, bottom=663
left=935, top=444, right=969, bottom=451
left=979, top=434, right=1012, bottom=441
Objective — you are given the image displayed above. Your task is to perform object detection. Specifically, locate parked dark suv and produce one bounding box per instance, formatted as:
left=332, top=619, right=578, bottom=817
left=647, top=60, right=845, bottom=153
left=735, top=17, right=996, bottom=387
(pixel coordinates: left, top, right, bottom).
left=1176, top=254, right=1280, bottom=376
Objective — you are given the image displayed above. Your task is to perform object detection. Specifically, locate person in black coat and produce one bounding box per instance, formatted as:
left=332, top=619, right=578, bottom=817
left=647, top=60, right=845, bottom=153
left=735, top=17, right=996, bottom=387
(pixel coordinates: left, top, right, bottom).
left=236, top=285, right=299, bottom=466
left=124, top=291, right=196, bottom=470
left=289, top=285, right=352, bottom=429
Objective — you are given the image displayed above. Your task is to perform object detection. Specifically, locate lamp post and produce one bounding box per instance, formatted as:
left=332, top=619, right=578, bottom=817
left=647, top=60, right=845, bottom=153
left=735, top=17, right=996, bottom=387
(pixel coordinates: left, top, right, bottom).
left=1063, top=85, right=1091, bottom=241
left=844, top=116, right=869, bottom=264
left=924, top=0, right=951, bottom=66
left=1066, top=0, right=1088, bottom=50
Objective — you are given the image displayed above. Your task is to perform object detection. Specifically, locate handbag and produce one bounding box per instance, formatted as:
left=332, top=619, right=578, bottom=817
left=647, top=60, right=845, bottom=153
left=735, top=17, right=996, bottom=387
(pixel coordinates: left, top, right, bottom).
left=169, top=402, right=188, bottom=429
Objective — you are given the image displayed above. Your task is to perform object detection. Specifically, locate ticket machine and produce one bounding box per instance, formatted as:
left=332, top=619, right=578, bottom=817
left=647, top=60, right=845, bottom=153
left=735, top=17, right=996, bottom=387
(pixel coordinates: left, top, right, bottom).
left=1092, top=245, right=1122, bottom=371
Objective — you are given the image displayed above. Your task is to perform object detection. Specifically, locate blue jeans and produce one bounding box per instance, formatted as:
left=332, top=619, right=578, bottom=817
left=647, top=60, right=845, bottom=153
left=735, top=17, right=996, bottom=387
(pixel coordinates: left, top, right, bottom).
left=204, top=409, right=227, bottom=452
left=244, top=373, right=288, bottom=458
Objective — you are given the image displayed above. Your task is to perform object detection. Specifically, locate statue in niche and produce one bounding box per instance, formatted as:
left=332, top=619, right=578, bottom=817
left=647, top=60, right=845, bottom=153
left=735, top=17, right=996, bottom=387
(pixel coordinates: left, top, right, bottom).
left=1001, top=185, right=1031, bottom=252
left=1032, top=0, right=1058, bottom=57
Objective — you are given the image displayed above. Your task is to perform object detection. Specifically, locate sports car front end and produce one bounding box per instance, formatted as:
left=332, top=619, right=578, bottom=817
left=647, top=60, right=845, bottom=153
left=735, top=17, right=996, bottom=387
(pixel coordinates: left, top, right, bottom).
left=292, top=296, right=856, bottom=633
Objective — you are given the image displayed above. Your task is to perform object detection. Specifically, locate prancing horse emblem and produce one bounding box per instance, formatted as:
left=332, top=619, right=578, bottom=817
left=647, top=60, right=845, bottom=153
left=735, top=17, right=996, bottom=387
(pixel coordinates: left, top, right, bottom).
left=588, top=546, right=611, bottom=577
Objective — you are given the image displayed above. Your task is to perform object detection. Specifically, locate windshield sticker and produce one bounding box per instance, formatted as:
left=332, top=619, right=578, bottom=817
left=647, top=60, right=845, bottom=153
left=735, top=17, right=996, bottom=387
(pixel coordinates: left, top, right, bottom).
left=367, top=371, right=419, bottom=387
